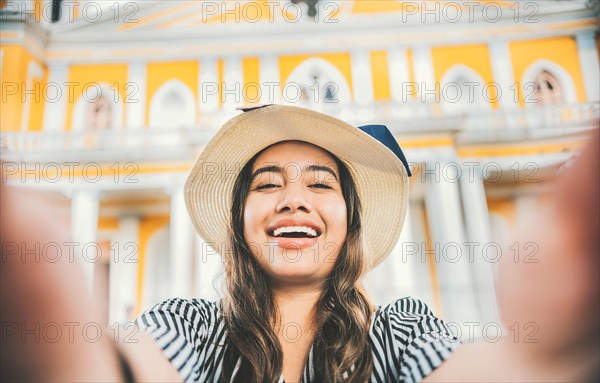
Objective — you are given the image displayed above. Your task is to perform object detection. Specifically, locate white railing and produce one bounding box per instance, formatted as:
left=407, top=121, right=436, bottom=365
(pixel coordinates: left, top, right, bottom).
left=462, top=102, right=600, bottom=132
left=1, top=102, right=598, bottom=157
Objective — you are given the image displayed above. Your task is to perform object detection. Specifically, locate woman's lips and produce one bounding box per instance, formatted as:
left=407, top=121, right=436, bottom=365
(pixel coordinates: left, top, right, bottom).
left=268, top=235, right=319, bottom=250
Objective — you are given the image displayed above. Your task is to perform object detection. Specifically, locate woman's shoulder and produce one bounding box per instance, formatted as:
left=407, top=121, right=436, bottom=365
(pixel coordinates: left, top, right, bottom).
left=371, top=297, right=461, bottom=382
left=135, top=299, right=225, bottom=381
left=142, top=297, right=221, bottom=316
left=372, top=296, right=459, bottom=344
left=136, top=297, right=223, bottom=334
left=378, top=296, right=437, bottom=317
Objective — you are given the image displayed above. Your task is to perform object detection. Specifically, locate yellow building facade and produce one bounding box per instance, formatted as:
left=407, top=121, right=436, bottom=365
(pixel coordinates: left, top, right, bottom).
left=1, top=0, right=599, bottom=336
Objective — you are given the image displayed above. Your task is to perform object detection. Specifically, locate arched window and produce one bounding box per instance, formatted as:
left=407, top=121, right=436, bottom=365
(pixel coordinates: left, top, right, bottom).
left=86, top=95, right=113, bottom=130
left=285, top=57, right=352, bottom=106
left=149, top=80, right=196, bottom=129
left=531, top=70, right=564, bottom=105
left=72, top=83, right=123, bottom=132
left=521, top=60, right=576, bottom=107
left=439, top=65, right=489, bottom=115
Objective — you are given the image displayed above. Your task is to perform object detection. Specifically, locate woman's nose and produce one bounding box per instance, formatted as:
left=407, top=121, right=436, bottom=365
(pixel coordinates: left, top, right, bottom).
left=275, top=184, right=312, bottom=214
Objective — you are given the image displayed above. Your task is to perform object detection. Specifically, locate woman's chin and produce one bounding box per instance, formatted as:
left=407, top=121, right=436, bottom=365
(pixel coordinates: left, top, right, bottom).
left=262, top=261, right=332, bottom=286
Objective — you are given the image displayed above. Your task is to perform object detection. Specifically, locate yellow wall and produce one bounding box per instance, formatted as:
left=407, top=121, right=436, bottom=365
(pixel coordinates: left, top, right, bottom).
left=98, top=217, right=119, bottom=231
left=487, top=197, right=517, bottom=228
left=371, top=50, right=391, bottom=101
left=0, top=45, right=48, bottom=132
left=65, top=63, right=129, bottom=131
left=432, top=44, right=498, bottom=108
left=352, top=0, right=408, bottom=14
left=510, top=37, right=586, bottom=105
left=406, top=49, right=416, bottom=99
left=279, top=53, right=354, bottom=97
left=218, top=58, right=224, bottom=108
left=146, top=61, right=199, bottom=125
left=136, top=215, right=170, bottom=315
left=1, top=45, right=26, bottom=132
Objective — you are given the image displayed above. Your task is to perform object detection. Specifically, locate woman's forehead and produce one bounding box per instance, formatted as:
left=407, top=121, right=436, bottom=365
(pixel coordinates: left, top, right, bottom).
left=251, top=141, right=339, bottom=171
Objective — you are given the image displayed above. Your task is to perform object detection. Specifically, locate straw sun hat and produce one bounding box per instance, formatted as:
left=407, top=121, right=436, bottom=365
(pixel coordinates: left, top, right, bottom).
left=184, top=104, right=411, bottom=269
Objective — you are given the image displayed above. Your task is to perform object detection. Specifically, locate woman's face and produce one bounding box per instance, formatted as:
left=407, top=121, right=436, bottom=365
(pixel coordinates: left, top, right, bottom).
left=243, top=141, right=348, bottom=287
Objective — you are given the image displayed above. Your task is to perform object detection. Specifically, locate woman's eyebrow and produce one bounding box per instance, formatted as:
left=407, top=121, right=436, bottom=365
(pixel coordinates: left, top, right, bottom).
left=306, top=165, right=338, bottom=181
left=250, top=165, right=338, bottom=181
left=251, top=165, right=282, bottom=181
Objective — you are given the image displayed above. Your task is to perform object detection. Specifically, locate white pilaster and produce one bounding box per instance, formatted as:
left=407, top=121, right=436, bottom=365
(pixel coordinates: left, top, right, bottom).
left=43, top=62, right=69, bottom=131
left=260, top=54, right=281, bottom=104
left=363, top=202, right=414, bottom=304
left=388, top=47, right=410, bottom=103
left=395, top=202, right=435, bottom=304
left=412, top=45, right=436, bottom=104
left=575, top=31, right=600, bottom=102
left=199, top=56, right=219, bottom=114
left=222, top=56, right=243, bottom=111
left=424, top=161, right=479, bottom=325
left=169, top=184, right=194, bottom=298
left=195, top=235, right=224, bottom=301
left=489, top=38, right=519, bottom=110
left=108, top=216, right=140, bottom=323
left=21, top=60, right=44, bottom=132
left=351, top=49, right=374, bottom=105
left=460, top=164, right=499, bottom=324
left=70, top=190, right=100, bottom=292
left=125, top=60, right=147, bottom=129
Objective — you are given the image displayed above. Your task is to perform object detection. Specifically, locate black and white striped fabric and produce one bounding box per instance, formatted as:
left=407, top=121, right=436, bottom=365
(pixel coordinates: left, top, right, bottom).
left=136, top=297, right=460, bottom=382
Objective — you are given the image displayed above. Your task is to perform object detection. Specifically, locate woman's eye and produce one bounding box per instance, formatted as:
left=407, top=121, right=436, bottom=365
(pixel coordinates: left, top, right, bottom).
left=255, top=184, right=279, bottom=190
left=310, top=183, right=332, bottom=189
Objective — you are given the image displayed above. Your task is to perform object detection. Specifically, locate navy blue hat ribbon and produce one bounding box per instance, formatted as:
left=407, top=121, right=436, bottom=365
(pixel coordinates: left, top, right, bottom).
left=358, top=125, right=412, bottom=177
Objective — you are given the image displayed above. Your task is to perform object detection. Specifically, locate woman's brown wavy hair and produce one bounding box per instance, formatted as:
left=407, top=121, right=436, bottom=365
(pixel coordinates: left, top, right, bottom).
left=220, top=142, right=374, bottom=382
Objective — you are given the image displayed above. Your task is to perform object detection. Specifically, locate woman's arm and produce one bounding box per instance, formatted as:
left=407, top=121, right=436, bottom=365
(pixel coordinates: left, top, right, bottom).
left=0, top=181, right=180, bottom=382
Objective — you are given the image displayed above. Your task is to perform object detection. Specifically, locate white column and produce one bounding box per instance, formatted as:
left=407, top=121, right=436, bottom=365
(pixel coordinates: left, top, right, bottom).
left=575, top=31, right=600, bottom=102
left=489, top=38, right=519, bottom=110
left=222, top=56, right=243, bottom=111
left=195, top=235, right=224, bottom=301
left=169, top=184, right=194, bottom=298
left=388, top=47, right=410, bottom=103
left=351, top=49, right=374, bottom=105
left=199, top=56, right=219, bottom=114
left=260, top=54, right=281, bottom=104
left=424, top=161, right=479, bottom=325
left=125, top=60, right=147, bottom=129
left=460, top=164, right=499, bottom=324
left=395, top=202, right=415, bottom=295
left=412, top=45, right=436, bottom=105
left=70, top=190, right=100, bottom=292
left=363, top=203, right=415, bottom=304
left=21, top=60, right=44, bottom=131
left=43, top=62, right=69, bottom=131
left=108, top=216, right=140, bottom=323
left=386, top=201, right=434, bottom=303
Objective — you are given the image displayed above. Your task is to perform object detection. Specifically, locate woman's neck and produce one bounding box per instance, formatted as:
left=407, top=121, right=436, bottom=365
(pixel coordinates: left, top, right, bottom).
left=271, top=286, right=322, bottom=332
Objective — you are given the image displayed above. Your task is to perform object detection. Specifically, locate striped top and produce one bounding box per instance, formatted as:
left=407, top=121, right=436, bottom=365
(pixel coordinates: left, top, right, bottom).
left=136, top=297, right=460, bottom=382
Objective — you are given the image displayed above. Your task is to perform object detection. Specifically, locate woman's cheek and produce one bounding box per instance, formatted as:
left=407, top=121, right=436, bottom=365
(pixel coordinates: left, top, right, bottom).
left=243, top=196, right=263, bottom=241
left=325, top=199, right=347, bottom=242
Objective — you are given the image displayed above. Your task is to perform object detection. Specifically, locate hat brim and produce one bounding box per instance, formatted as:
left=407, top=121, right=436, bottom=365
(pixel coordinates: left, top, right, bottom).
left=184, top=105, right=408, bottom=269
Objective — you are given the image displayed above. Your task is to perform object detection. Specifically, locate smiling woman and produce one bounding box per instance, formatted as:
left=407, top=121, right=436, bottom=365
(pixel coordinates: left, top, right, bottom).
left=135, top=105, right=459, bottom=382
left=243, top=141, right=348, bottom=286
